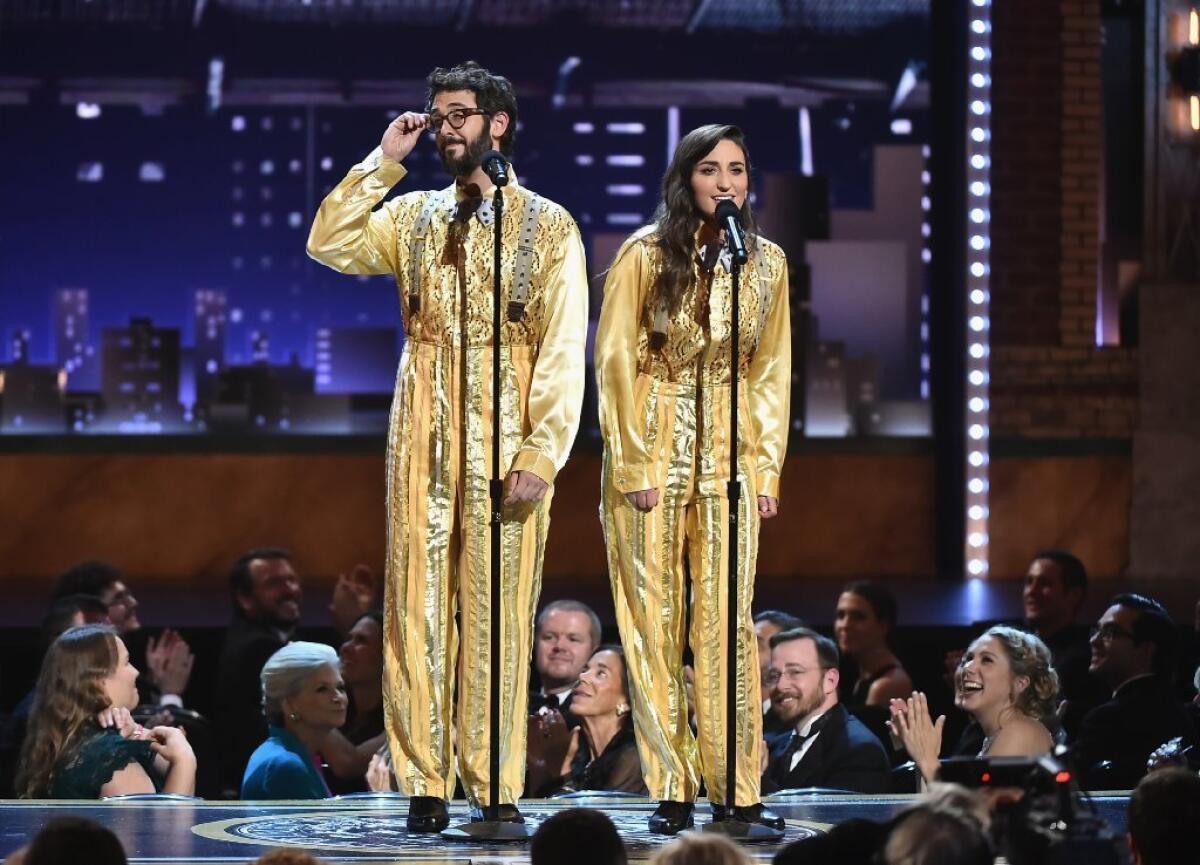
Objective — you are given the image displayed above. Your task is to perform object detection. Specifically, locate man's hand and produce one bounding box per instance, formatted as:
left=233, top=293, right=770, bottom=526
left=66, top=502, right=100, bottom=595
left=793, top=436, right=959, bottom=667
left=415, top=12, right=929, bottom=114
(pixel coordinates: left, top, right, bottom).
left=146, top=629, right=194, bottom=696
left=503, top=470, right=549, bottom=506
left=757, top=496, right=779, bottom=519
left=381, top=112, right=428, bottom=163
left=624, top=488, right=660, bottom=512
left=330, top=564, right=378, bottom=636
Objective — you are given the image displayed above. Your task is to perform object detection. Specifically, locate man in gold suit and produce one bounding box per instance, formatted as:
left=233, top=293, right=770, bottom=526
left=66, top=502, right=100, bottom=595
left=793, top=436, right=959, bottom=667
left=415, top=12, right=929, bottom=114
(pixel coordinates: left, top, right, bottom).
left=307, top=61, right=588, bottom=830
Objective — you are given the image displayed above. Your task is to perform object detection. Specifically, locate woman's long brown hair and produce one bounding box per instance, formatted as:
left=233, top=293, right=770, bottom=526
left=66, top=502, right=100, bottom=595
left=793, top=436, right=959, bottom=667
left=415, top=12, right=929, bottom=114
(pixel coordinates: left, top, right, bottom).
left=649, top=124, right=759, bottom=315
left=15, top=624, right=119, bottom=797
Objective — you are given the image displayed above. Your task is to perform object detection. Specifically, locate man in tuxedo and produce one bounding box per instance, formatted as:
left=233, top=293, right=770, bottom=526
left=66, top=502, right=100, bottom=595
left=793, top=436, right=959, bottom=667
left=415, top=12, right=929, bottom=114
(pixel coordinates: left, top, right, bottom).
left=761, top=627, right=891, bottom=794
left=529, top=599, right=601, bottom=716
left=1075, top=593, right=1197, bottom=789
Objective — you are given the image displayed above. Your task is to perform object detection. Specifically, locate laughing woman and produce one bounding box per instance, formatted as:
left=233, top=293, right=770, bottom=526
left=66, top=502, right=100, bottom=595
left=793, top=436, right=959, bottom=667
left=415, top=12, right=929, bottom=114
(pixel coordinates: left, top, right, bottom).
left=889, top=625, right=1058, bottom=784
left=596, top=124, right=791, bottom=834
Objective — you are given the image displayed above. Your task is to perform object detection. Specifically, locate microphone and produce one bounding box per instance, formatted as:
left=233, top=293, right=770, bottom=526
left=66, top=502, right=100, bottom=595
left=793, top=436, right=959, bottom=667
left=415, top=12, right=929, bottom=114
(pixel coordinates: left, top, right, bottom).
left=714, top=199, right=749, bottom=265
left=481, top=149, right=510, bottom=187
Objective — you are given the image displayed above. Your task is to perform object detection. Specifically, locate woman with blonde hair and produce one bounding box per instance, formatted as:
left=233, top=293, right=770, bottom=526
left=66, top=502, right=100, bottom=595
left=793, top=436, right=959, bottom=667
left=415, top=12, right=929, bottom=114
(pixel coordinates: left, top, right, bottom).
left=889, top=625, right=1059, bottom=784
left=15, top=624, right=195, bottom=798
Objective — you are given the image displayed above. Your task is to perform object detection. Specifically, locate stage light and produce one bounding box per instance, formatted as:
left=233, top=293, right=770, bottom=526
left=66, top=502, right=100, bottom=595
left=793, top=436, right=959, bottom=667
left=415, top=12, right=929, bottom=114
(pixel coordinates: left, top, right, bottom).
left=572, top=122, right=594, bottom=134
left=969, top=424, right=986, bottom=439
left=970, top=262, right=987, bottom=277
left=969, top=397, right=986, bottom=413
left=970, top=316, right=988, bottom=331
left=971, top=154, right=988, bottom=169
left=968, top=505, right=988, bottom=521
left=76, top=102, right=101, bottom=120
left=969, top=371, right=988, bottom=386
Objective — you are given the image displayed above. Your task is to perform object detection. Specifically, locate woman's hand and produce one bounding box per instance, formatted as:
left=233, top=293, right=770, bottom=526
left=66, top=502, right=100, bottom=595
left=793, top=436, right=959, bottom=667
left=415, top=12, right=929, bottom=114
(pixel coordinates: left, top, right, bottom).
left=757, top=496, right=779, bottom=519
left=96, top=707, right=146, bottom=740
left=148, top=726, right=195, bottom=766
left=887, top=691, right=944, bottom=784
left=625, top=488, right=659, bottom=512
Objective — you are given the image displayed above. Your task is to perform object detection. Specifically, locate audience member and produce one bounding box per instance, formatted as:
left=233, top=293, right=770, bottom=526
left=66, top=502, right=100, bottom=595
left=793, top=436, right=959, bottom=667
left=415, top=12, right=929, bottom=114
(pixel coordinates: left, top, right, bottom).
left=251, top=851, right=330, bottom=865
left=836, top=581, right=913, bottom=707
left=51, top=561, right=195, bottom=709
left=1020, top=551, right=1109, bottom=734
left=323, top=611, right=385, bottom=795
left=531, top=599, right=602, bottom=713
left=761, top=627, right=891, bottom=794
left=548, top=645, right=646, bottom=796
left=527, top=599, right=602, bottom=795
left=214, top=548, right=303, bottom=796
left=1075, top=593, right=1197, bottom=789
left=1127, top=767, right=1200, bottom=865
left=18, top=816, right=127, bottom=865
left=755, top=610, right=804, bottom=734
left=891, top=626, right=1057, bottom=785
left=242, top=641, right=346, bottom=799
left=530, top=808, right=627, bottom=865
left=650, top=832, right=750, bottom=865
left=0, top=595, right=110, bottom=796
left=16, top=625, right=196, bottom=798
left=882, top=782, right=993, bottom=865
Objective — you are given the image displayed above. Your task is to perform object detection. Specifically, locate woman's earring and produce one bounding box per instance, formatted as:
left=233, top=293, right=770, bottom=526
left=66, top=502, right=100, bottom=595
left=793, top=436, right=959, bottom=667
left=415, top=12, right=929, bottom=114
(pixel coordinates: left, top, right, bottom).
left=616, top=703, right=629, bottom=717
left=289, top=712, right=299, bottom=722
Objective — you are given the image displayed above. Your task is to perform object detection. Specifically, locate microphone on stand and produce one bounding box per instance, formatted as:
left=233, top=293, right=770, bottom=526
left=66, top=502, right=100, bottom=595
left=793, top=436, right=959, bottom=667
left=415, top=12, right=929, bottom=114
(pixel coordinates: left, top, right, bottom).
left=481, top=149, right=510, bottom=187
left=714, top=199, right=749, bottom=265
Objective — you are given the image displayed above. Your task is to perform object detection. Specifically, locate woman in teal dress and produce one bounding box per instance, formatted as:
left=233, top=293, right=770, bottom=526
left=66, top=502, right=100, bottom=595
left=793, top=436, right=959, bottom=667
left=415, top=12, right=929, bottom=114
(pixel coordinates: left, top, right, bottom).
left=16, top=624, right=196, bottom=798
left=241, top=641, right=348, bottom=799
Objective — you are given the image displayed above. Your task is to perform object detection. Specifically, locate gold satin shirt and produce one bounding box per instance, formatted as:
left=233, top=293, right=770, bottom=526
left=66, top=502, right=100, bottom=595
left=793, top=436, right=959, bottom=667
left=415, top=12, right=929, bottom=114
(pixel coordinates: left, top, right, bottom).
left=595, top=228, right=791, bottom=499
left=306, top=147, right=588, bottom=483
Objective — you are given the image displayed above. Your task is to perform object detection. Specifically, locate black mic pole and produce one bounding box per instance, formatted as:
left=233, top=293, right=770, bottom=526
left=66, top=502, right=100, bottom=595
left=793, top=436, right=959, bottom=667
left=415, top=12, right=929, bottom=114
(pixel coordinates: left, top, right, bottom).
left=705, top=204, right=781, bottom=842
left=444, top=152, right=528, bottom=842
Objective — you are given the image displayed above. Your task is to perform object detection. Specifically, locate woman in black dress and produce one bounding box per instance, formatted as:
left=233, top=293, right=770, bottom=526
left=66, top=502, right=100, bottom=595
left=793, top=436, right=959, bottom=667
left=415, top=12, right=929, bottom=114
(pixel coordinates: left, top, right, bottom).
left=552, top=645, right=647, bottom=796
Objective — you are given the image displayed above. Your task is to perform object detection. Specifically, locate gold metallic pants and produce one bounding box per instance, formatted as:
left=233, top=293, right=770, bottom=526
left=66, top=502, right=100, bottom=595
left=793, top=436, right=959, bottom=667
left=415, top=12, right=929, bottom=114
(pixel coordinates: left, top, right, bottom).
left=383, top=341, right=549, bottom=807
left=602, top=375, right=763, bottom=806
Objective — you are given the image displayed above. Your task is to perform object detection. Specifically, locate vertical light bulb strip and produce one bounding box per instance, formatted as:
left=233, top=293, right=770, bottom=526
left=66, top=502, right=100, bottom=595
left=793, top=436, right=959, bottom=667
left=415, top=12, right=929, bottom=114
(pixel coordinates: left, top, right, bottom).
left=966, top=0, right=993, bottom=578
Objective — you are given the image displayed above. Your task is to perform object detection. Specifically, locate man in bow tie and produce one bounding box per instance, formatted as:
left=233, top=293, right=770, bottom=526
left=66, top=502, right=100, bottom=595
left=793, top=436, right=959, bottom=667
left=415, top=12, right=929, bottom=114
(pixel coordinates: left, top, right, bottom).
left=761, top=627, right=891, bottom=794
left=307, top=60, right=588, bottom=831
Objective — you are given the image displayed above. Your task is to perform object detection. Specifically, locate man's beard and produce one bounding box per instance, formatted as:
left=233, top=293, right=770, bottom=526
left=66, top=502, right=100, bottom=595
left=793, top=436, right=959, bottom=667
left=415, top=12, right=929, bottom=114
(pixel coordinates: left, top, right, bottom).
left=772, top=687, right=824, bottom=726
left=438, top=128, right=492, bottom=178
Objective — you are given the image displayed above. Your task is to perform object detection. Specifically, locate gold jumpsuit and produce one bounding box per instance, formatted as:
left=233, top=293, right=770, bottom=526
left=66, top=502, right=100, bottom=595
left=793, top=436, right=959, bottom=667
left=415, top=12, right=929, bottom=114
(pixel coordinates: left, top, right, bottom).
left=307, top=148, right=588, bottom=807
left=595, top=228, right=790, bottom=806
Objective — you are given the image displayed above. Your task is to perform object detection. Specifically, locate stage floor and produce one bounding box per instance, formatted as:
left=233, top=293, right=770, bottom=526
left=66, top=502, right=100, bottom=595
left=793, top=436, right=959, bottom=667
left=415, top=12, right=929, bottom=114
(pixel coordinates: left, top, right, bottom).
left=0, top=793, right=1134, bottom=864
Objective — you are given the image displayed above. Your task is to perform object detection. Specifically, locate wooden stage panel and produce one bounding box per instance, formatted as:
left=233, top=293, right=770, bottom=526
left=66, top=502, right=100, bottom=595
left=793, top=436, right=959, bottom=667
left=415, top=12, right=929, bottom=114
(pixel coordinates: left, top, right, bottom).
left=0, top=795, right=1133, bottom=864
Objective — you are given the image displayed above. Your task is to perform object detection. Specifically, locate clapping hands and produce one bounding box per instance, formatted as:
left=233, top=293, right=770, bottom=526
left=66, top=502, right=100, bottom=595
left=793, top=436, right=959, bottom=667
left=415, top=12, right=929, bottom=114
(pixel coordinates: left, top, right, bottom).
left=887, top=691, right=945, bottom=784
left=146, top=629, right=194, bottom=696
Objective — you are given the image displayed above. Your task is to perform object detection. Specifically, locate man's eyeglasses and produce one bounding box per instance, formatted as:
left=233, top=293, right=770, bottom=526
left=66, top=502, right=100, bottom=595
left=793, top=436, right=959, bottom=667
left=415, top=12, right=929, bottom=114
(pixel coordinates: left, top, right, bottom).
left=1090, top=623, right=1135, bottom=643
left=427, top=108, right=490, bottom=131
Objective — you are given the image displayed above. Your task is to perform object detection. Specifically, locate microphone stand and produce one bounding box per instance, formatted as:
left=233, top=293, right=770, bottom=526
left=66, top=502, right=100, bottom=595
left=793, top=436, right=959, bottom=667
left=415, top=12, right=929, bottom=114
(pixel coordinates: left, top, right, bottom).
left=443, top=176, right=530, bottom=843
left=703, top=234, right=782, bottom=843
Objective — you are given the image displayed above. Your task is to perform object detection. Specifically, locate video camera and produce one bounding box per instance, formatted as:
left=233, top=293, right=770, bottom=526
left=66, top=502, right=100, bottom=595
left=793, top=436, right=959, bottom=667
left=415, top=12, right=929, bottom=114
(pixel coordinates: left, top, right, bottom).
left=937, top=751, right=1125, bottom=865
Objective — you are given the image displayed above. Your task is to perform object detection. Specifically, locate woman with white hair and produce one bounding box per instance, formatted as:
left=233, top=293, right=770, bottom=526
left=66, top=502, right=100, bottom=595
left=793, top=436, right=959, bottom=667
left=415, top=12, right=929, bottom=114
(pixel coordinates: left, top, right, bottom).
left=241, top=642, right=347, bottom=799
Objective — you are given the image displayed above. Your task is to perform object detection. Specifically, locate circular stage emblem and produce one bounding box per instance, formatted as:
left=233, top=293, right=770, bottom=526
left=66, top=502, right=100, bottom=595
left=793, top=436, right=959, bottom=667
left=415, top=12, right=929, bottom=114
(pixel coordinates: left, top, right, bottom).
left=192, top=801, right=826, bottom=856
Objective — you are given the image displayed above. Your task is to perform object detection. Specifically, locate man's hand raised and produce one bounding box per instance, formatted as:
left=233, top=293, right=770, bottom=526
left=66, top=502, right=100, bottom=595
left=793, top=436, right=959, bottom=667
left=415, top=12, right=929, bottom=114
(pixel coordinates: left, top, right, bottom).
left=381, top=112, right=428, bottom=164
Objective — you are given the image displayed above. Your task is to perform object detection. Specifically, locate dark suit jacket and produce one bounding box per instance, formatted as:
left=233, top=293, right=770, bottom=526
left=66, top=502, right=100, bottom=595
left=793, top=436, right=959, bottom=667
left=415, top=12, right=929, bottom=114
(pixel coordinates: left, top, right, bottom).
left=1075, top=674, right=1198, bottom=790
left=214, top=615, right=290, bottom=796
left=761, top=704, right=891, bottom=794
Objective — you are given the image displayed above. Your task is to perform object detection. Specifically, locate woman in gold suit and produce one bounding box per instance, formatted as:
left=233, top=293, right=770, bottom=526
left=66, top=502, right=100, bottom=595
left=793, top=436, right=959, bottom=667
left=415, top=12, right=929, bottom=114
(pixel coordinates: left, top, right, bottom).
left=595, top=124, right=791, bottom=834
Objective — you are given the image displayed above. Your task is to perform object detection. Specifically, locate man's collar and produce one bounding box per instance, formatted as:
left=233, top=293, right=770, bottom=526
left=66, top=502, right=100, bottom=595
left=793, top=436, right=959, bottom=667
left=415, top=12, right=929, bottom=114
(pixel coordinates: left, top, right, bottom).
left=1114, top=672, right=1157, bottom=697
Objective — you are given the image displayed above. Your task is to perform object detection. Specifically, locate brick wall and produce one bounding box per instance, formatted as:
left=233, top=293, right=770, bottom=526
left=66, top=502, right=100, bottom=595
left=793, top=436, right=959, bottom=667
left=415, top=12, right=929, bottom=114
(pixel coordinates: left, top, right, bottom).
left=989, top=0, right=1138, bottom=438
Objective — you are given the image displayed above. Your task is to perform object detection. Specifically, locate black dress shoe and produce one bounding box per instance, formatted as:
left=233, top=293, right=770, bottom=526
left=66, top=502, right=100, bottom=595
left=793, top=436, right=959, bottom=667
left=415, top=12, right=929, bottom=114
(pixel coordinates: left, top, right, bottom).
left=469, top=803, right=524, bottom=824
left=406, top=796, right=450, bottom=833
left=649, top=800, right=695, bottom=835
left=710, top=802, right=785, bottom=831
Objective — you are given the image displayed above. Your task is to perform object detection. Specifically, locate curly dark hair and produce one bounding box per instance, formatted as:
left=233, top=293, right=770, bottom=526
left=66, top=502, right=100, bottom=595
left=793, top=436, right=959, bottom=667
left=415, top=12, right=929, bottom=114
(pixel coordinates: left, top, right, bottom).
left=650, top=124, right=759, bottom=316
left=425, top=60, right=518, bottom=156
